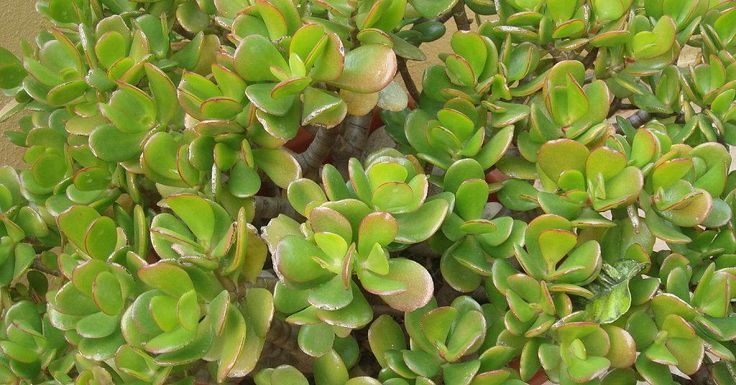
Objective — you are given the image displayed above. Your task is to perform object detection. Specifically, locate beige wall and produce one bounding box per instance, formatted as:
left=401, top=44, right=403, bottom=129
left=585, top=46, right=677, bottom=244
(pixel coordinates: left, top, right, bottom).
left=0, top=1, right=44, bottom=168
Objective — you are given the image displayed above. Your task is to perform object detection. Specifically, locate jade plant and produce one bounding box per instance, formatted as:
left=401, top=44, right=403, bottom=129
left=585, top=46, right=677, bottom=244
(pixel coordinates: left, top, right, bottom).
left=1, top=0, right=736, bottom=384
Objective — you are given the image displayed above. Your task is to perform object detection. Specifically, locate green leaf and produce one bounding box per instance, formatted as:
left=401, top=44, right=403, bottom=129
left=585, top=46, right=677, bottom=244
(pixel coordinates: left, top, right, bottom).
left=445, top=54, right=476, bottom=87
left=95, top=31, right=128, bottom=69
left=586, top=260, right=644, bottom=324
left=635, top=355, right=673, bottom=385
left=632, top=16, right=676, bottom=60
left=395, top=198, right=450, bottom=243
left=309, top=207, right=354, bottom=245
left=253, top=148, right=302, bottom=188
left=144, top=63, right=178, bottom=125
left=138, top=262, right=194, bottom=298
left=372, top=182, right=415, bottom=213
left=714, top=7, right=736, bottom=45
left=246, top=83, right=296, bottom=117
left=0, top=341, right=38, bottom=363
left=446, top=309, right=486, bottom=361
left=308, top=272, right=353, bottom=310
left=85, top=217, right=118, bottom=260
left=228, top=161, right=261, bottom=198
left=345, top=377, right=382, bottom=385
left=422, top=306, right=456, bottom=351
left=604, top=325, right=637, bottom=369
left=316, top=283, right=373, bottom=329
left=538, top=229, right=576, bottom=268
left=298, top=323, right=335, bottom=357
left=164, top=194, right=215, bottom=245
left=368, top=315, right=406, bottom=367
left=313, top=350, right=350, bottom=385
left=145, top=327, right=196, bottom=354
left=497, top=179, right=538, bottom=212
left=217, top=307, right=247, bottom=382
left=288, top=178, right=327, bottom=217
left=177, top=290, right=200, bottom=331
left=443, top=360, right=480, bottom=385
left=235, top=35, right=288, bottom=82
left=537, top=139, right=589, bottom=183
left=358, top=212, right=398, bottom=257
left=410, top=0, right=459, bottom=18
left=322, top=164, right=351, bottom=201
left=115, top=345, right=157, bottom=381
left=58, top=206, right=98, bottom=253
left=379, top=258, right=434, bottom=312
left=89, top=124, right=147, bottom=162
left=93, top=271, right=124, bottom=315
left=142, top=132, right=181, bottom=183
left=153, top=315, right=214, bottom=365
left=274, top=235, right=333, bottom=285
left=330, top=45, right=397, bottom=93
left=455, top=179, right=489, bottom=220
left=302, top=87, right=347, bottom=128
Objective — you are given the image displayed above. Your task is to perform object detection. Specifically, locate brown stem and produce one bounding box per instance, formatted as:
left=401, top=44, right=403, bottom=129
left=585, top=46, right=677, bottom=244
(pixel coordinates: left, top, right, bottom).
left=33, top=259, right=60, bottom=277
left=244, top=275, right=279, bottom=292
left=372, top=304, right=405, bottom=318
left=255, top=196, right=298, bottom=220
left=436, top=283, right=461, bottom=306
left=451, top=2, right=471, bottom=31
left=398, top=57, right=421, bottom=102
left=673, top=367, right=714, bottom=385
left=471, top=286, right=488, bottom=303
left=548, top=44, right=574, bottom=62
left=331, top=115, right=373, bottom=175
left=172, top=24, right=196, bottom=40
left=690, top=362, right=716, bottom=385
left=294, top=126, right=339, bottom=177
left=607, top=98, right=622, bottom=118
left=437, top=10, right=454, bottom=24
left=343, top=115, right=373, bottom=154
left=406, top=243, right=440, bottom=259
left=581, top=48, right=599, bottom=67
left=627, top=110, right=652, bottom=128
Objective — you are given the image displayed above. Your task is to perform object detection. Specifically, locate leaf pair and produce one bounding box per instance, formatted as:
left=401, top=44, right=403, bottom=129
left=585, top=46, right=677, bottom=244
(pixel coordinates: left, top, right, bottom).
left=515, top=214, right=602, bottom=289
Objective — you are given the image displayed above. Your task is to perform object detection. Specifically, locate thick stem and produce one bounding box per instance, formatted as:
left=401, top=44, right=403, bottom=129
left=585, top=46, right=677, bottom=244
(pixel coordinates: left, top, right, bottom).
left=398, top=57, right=421, bottom=102
left=372, top=304, right=405, bottom=318
left=607, top=98, right=622, bottom=118
left=406, top=242, right=440, bottom=259
left=332, top=115, right=373, bottom=175
left=295, top=126, right=339, bottom=177
left=244, top=275, right=279, bottom=292
left=255, top=196, right=298, bottom=220
left=673, top=364, right=714, bottom=385
left=581, top=48, right=599, bottom=67
left=617, top=103, right=637, bottom=110
left=627, top=110, right=652, bottom=128
left=33, top=259, right=60, bottom=277
left=437, top=283, right=461, bottom=306
left=548, top=44, right=575, bottom=62
left=452, top=2, right=471, bottom=31
left=437, top=10, right=454, bottom=24
left=627, top=205, right=640, bottom=235
left=612, top=110, right=654, bottom=133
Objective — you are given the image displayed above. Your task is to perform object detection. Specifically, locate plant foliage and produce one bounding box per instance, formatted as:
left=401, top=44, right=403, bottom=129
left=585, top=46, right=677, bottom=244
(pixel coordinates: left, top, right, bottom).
left=0, top=0, right=735, bottom=384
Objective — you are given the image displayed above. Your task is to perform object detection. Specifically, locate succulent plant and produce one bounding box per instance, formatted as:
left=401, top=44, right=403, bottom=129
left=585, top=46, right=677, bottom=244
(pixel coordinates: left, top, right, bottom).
left=438, top=158, right=525, bottom=292
left=0, top=0, right=735, bottom=384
